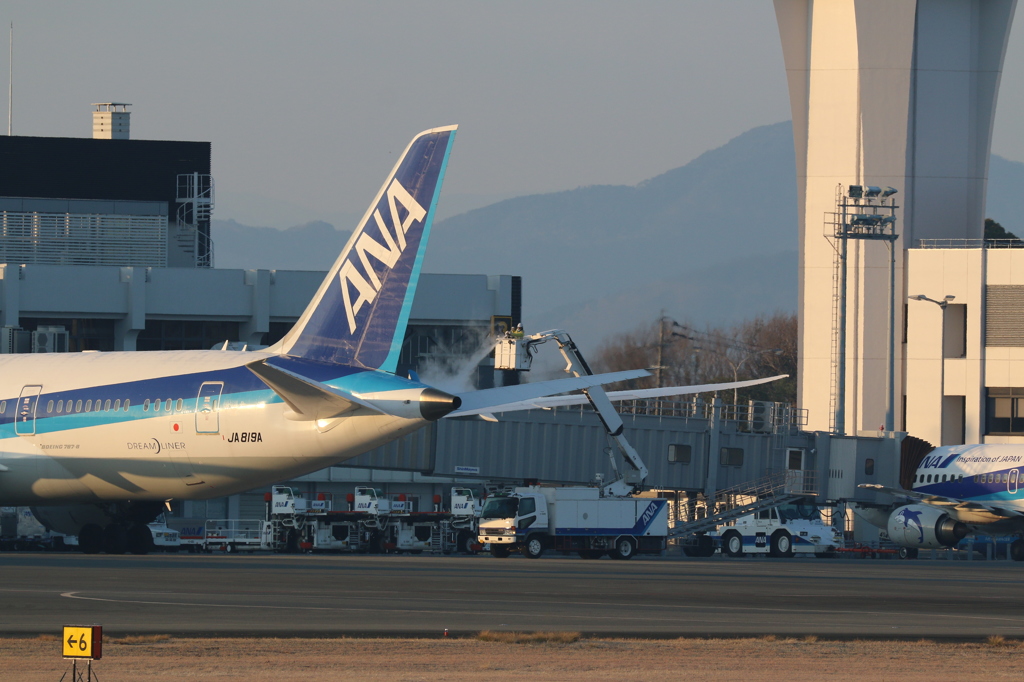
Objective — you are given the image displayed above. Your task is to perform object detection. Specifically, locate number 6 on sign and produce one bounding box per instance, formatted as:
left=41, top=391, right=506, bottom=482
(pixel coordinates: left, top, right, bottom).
left=62, top=625, right=102, bottom=660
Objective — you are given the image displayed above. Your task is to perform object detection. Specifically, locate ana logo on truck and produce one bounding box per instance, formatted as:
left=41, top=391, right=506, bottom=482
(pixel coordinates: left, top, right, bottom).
left=639, top=501, right=660, bottom=530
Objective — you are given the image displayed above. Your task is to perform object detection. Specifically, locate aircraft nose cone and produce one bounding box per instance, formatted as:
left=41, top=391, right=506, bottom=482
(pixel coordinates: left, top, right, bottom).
left=419, top=388, right=462, bottom=421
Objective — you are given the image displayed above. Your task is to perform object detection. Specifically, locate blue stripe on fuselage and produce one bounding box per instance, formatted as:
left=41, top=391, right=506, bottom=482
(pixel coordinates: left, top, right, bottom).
left=0, top=357, right=427, bottom=439
left=915, top=468, right=1023, bottom=503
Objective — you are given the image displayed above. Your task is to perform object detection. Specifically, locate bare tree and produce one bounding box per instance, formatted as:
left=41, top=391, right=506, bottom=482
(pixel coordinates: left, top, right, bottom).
left=594, top=312, right=797, bottom=405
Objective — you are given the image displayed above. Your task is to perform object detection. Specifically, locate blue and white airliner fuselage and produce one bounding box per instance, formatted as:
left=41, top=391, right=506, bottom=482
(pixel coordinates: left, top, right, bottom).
left=860, top=442, right=1024, bottom=559
left=0, top=350, right=441, bottom=506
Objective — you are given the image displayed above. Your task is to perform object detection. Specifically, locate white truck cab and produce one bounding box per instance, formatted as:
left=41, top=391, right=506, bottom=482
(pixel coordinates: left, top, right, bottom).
left=478, top=492, right=548, bottom=557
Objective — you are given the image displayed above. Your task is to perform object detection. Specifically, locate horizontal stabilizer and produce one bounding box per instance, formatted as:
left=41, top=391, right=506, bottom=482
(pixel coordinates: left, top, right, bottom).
left=246, top=359, right=383, bottom=421
left=450, top=373, right=787, bottom=417
left=449, top=369, right=649, bottom=417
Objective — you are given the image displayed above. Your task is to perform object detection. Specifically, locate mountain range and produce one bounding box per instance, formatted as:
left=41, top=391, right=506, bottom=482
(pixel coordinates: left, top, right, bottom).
left=212, top=122, right=1024, bottom=352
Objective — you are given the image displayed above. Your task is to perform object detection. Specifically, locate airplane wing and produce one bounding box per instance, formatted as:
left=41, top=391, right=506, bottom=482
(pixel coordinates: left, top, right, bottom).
left=858, top=483, right=1024, bottom=518
left=449, top=374, right=788, bottom=418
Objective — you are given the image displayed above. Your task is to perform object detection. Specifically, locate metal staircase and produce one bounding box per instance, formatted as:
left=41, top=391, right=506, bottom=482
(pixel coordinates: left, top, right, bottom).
left=175, top=172, right=215, bottom=267
left=670, top=470, right=818, bottom=538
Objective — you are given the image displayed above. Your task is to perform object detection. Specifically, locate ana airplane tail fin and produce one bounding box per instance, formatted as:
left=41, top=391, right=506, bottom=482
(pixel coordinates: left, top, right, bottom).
left=270, top=125, right=458, bottom=371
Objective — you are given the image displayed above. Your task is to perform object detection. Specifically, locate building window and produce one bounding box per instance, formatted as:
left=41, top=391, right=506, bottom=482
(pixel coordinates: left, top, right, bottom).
left=137, top=319, right=240, bottom=352
left=21, top=318, right=116, bottom=352
left=668, top=444, right=692, bottom=464
left=943, top=304, right=967, bottom=358
left=986, top=388, right=1024, bottom=435
left=865, top=459, right=875, bottom=476
left=721, top=447, right=744, bottom=467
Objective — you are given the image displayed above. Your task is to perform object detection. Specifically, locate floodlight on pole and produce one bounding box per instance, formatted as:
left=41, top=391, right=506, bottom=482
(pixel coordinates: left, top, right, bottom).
left=909, top=294, right=956, bottom=435
left=909, top=294, right=955, bottom=309
left=832, top=182, right=900, bottom=434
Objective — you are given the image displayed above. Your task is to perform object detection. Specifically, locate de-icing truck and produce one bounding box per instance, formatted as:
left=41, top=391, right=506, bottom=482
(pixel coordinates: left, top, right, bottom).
left=477, top=486, right=668, bottom=559
left=481, top=329, right=673, bottom=559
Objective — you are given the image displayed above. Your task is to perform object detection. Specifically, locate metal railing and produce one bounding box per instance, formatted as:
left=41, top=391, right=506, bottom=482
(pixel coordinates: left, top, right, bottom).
left=670, top=470, right=818, bottom=537
left=541, top=398, right=808, bottom=433
left=916, top=238, right=1024, bottom=249
left=0, top=211, right=167, bottom=266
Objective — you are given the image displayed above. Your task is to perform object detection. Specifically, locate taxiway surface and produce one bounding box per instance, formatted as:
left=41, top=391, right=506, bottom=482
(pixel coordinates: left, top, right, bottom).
left=0, top=553, right=1020, bottom=638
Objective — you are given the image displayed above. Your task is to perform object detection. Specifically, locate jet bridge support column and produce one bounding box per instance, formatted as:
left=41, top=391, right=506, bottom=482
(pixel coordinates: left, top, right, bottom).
left=0, top=264, right=20, bottom=329
left=704, top=396, right=722, bottom=502
left=115, top=266, right=146, bottom=351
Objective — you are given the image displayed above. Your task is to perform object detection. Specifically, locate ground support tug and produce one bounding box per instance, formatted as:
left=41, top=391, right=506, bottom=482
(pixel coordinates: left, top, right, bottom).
left=712, top=502, right=841, bottom=558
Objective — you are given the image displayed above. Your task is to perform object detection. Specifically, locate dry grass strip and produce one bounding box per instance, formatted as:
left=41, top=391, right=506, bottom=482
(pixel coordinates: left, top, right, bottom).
left=7, top=635, right=1024, bottom=681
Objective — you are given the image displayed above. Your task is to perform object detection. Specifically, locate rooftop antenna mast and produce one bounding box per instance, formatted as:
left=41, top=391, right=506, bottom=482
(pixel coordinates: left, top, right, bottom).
left=7, top=22, right=11, bottom=135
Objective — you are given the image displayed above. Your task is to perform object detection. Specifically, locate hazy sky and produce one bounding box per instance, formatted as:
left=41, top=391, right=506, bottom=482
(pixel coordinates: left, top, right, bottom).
left=4, top=2, right=1023, bottom=228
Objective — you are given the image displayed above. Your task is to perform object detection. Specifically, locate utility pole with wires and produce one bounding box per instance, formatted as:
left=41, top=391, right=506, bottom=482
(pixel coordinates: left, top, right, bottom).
left=672, top=324, right=782, bottom=405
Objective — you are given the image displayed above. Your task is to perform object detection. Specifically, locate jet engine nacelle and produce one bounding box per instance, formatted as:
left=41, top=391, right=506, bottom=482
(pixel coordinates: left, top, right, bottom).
left=887, top=504, right=968, bottom=549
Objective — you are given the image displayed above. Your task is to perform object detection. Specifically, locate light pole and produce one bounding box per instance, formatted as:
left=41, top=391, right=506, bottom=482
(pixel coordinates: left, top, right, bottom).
left=833, top=184, right=899, bottom=435
left=694, top=346, right=783, bottom=405
left=908, top=294, right=955, bottom=435
left=728, top=349, right=784, bottom=406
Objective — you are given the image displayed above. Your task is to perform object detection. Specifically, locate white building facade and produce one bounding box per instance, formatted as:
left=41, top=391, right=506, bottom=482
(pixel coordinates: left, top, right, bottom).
left=906, top=246, right=1024, bottom=446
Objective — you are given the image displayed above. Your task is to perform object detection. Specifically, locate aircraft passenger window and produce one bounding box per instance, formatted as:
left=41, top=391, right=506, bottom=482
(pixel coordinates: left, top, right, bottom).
left=0, top=400, right=5, bottom=413
left=123, top=399, right=130, bottom=411
left=153, top=400, right=161, bottom=412
left=104, top=399, right=111, bottom=411
left=143, top=399, right=150, bottom=411
left=46, top=400, right=53, bottom=413
left=113, top=399, right=120, bottom=411
left=75, top=400, right=82, bottom=412
left=164, top=399, right=172, bottom=412
left=941, top=475, right=947, bottom=483
left=927, top=474, right=932, bottom=483
left=989, top=473, right=995, bottom=484
left=176, top=398, right=183, bottom=412
left=85, top=400, right=92, bottom=412
left=913, top=474, right=918, bottom=483
left=56, top=400, right=63, bottom=414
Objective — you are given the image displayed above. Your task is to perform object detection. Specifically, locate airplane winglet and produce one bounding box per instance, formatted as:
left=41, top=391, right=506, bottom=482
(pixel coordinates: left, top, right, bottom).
left=245, top=359, right=383, bottom=421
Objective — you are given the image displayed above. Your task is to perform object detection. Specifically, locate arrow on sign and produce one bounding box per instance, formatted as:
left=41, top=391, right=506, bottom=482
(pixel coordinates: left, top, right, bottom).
left=67, top=634, right=77, bottom=648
